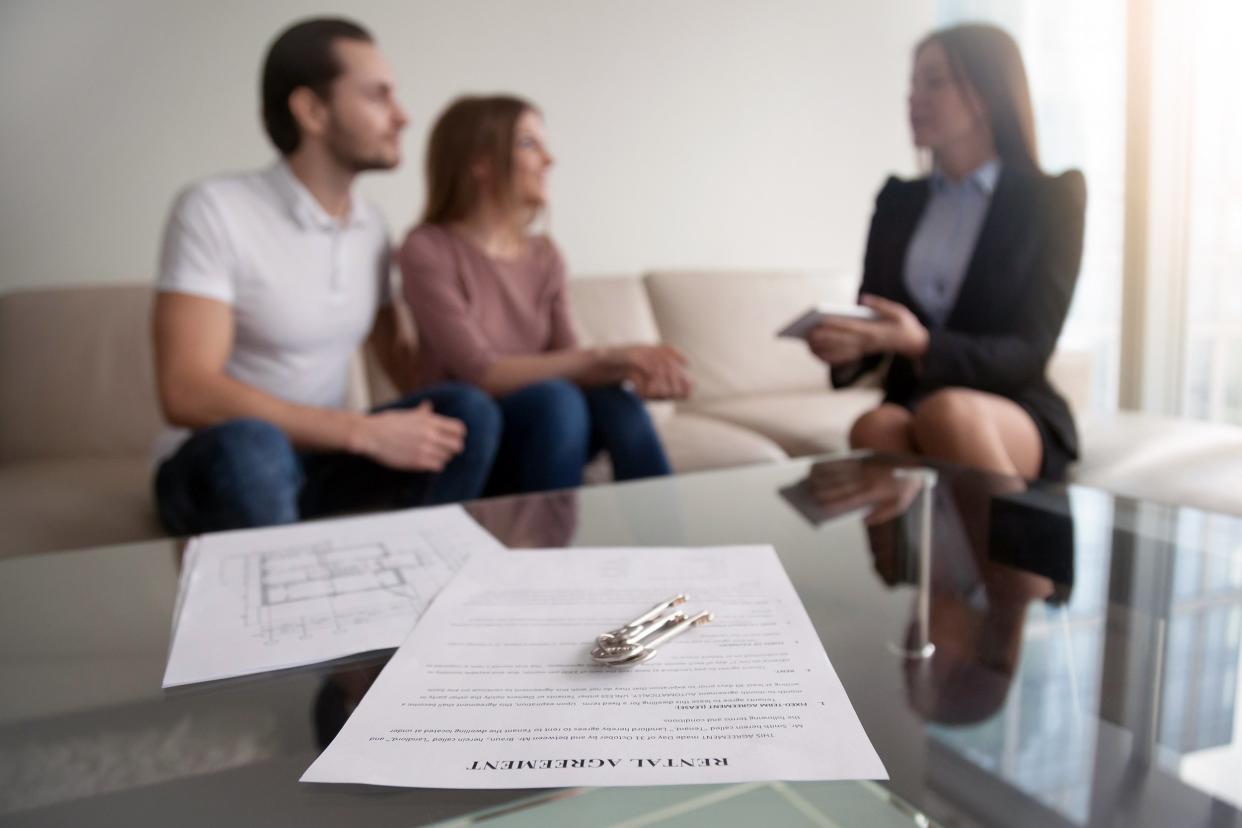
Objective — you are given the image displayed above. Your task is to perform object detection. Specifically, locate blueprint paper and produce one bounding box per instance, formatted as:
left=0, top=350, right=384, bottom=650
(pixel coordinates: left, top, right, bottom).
left=163, top=506, right=505, bottom=688
left=302, top=546, right=887, bottom=788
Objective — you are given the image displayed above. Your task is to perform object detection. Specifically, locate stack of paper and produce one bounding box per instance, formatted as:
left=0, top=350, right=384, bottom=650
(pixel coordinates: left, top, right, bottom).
left=163, top=505, right=506, bottom=688
left=301, top=545, right=887, bottom=788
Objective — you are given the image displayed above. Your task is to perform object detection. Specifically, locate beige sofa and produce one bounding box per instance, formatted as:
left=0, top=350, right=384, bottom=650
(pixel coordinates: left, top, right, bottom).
left=3, top=272, right=1241, bottom=558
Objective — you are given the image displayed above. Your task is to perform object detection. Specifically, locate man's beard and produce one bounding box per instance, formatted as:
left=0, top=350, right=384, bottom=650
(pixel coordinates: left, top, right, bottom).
left=324, top=124, right=399, bottom=173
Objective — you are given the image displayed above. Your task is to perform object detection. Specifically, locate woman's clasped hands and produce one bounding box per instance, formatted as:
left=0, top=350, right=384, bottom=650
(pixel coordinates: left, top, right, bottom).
left=600, top=344, right=693, bottom=400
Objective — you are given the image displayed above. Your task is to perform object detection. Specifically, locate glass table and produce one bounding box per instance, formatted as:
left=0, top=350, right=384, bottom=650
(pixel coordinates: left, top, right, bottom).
left=1, top=453, right=1240, bottom=827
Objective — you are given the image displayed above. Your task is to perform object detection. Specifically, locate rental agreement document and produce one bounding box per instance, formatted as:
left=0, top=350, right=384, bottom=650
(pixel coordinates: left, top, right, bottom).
left=163, top=505, right=505, bottom=688
left=302, top=545, right=886, bottom=788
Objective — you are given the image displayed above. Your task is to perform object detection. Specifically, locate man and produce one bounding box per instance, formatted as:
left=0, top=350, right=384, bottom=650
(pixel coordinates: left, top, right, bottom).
left=152, top=18, right=500, bottom=534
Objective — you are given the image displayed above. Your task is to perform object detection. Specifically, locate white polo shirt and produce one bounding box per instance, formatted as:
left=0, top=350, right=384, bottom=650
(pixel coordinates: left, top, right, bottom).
left=153, top=160, right=391, bottom=462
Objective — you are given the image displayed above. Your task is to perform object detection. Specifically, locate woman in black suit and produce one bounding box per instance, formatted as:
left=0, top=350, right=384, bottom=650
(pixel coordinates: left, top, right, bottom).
left=809, top=23, right=1086, bottom=481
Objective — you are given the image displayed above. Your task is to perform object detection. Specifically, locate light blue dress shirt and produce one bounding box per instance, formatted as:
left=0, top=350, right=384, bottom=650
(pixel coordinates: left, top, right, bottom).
left=903, top=158, right=1001, bottom=329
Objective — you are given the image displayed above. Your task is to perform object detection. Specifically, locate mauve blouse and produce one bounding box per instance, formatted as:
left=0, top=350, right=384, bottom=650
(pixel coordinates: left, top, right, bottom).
left=398, top=223, right=578, bottom=388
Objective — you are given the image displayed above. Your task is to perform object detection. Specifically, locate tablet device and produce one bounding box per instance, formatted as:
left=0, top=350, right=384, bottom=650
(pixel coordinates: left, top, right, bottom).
left=777, top=303, right=881, bottom=339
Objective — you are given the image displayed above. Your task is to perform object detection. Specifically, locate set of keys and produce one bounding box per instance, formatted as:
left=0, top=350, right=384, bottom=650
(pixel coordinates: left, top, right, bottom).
left=590, top=594, right=714, bottom=667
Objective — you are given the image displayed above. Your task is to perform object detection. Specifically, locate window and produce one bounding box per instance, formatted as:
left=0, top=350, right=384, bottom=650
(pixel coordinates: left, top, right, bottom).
left=1175, top=0, right=1242, bottom=424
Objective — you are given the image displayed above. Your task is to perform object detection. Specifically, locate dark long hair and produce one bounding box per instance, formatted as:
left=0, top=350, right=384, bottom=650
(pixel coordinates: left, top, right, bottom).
left=918, top=24, right=1040, bottom=174
left=421, top=95, right=536, bottom=225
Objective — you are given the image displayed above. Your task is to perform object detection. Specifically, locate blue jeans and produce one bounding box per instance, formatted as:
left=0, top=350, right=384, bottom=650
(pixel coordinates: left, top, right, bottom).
left=486, top=380, right=671, bottom=495
left=154, top=383, right=501, bottom=536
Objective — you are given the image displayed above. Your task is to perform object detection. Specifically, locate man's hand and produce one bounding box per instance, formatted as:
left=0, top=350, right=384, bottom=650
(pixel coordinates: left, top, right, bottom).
left=808, top=294, right=929, bottom=364
left=349, top=401, right=466, bottom=472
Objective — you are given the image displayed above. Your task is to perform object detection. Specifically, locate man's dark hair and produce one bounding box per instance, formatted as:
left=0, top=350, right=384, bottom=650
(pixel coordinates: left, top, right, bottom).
left=261, top=18, right=373, bottom=155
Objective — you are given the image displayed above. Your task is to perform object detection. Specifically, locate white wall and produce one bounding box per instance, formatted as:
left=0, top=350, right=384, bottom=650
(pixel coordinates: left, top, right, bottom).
left=0, top=0, right=933, bottom=292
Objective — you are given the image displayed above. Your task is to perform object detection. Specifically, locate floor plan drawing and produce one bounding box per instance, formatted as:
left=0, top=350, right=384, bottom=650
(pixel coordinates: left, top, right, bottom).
left=234, top=539, right=450, bottom=645
left=163, top=506, right=507, bottom=687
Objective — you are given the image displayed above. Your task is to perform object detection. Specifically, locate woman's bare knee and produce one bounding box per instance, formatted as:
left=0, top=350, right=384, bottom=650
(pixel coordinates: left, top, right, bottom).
left=911, top=388, right=1038, bottom=477
left=911, top=389, right=994, bottom=461
left=911, top=389, right=984, bottom=445
left=849, top=405, right=914, bottom=452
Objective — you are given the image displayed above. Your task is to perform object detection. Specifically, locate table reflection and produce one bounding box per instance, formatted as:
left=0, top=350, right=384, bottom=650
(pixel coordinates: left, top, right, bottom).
left=789, top=455, right=1242, bottom=825
left=466, top=490, right=579, bottom=549
left=789, top=456, right=1077, bottom=726
left=890, top=481, right=1075, bottom=726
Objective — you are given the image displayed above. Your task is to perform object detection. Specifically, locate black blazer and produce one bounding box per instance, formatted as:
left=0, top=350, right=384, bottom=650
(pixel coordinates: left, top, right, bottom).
left=832, top=166, right=1087, bottom=465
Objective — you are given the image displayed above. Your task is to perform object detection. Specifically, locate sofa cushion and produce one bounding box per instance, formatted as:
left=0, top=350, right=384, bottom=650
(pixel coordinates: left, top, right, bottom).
left=644, top=269, right=859, bottom=402
left=684, top=388, right=883, bottom=457
left=568, top=275, right=663, bottom=347
left=0, top=458, right=162, bottom=558
left=656, top=412, right=788, bottom=472
left=1072, top=412, right=1242, bottom=515
left=0, top=286, right=163, bottom=462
